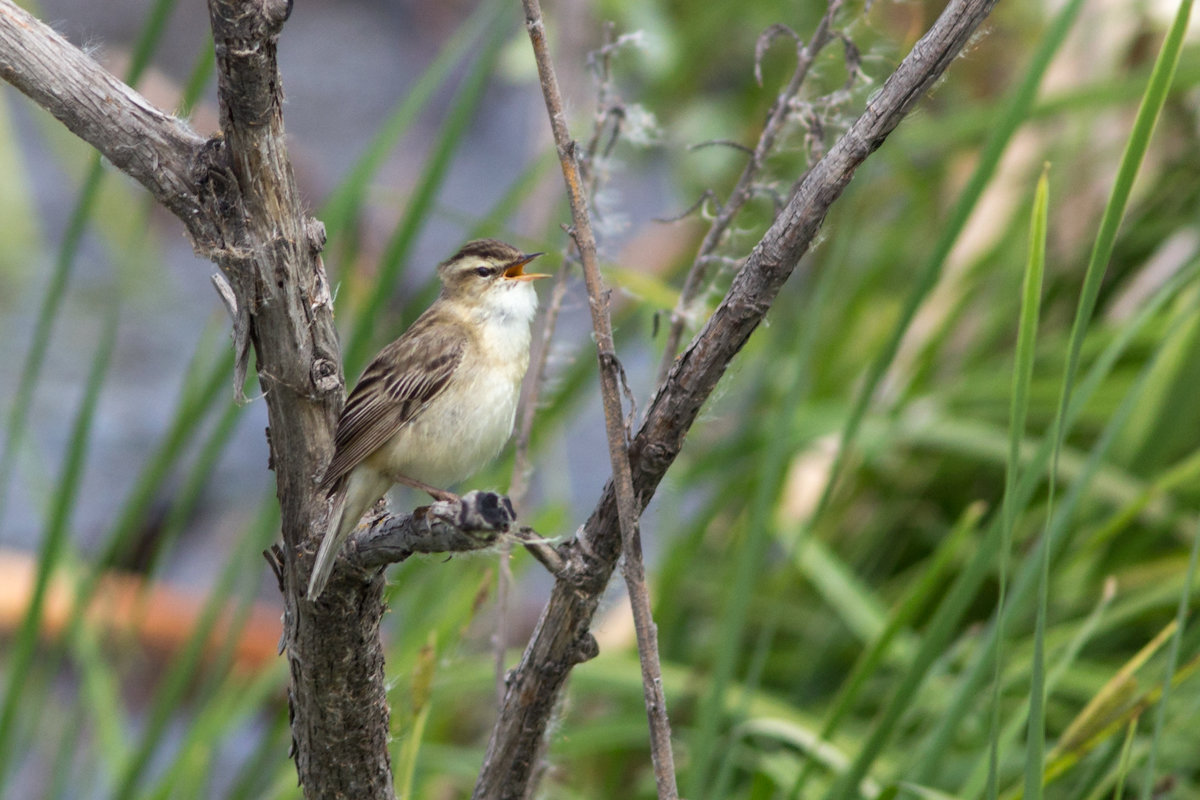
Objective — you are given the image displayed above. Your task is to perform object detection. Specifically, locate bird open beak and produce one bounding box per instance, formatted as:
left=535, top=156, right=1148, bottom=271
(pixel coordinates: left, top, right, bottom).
left=503, top=252, right=550, bottom=282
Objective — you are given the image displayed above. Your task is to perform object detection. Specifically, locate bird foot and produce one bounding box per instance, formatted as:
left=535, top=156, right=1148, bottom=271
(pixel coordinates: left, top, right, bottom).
left=458, top=490, right=516, bottom=531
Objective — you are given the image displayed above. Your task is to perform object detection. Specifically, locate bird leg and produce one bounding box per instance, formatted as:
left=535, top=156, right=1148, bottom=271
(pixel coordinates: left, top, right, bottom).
left=390, top=473, right=460, bottom=503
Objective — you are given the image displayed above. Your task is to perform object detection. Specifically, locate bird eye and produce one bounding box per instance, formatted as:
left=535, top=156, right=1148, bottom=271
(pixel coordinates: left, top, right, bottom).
left=474, top=266, right=492, bottom=277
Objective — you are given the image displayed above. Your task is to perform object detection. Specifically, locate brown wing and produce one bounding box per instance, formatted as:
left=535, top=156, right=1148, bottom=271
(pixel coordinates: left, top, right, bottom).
left=321, top=315, right=464, bottom=493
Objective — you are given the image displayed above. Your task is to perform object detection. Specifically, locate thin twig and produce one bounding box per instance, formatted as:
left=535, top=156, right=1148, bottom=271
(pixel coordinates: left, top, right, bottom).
left=655, top=0, right=847, bottom=386
left=508, top=25, right=625, bottom=509
left=512, top=2, right=680, bottom=798
left=689, top=138, right=756, bottom=155
left=654, top=189, right=721, bottom=224
left=500, top=22, right=629, bottom=704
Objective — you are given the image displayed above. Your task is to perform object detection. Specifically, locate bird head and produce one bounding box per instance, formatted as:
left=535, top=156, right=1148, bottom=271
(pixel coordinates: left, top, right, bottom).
left=437, top=239, right=549, bottom=311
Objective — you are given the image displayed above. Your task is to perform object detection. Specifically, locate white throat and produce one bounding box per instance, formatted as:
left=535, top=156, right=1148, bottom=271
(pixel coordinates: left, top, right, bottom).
left=481, top=280, right=540, bottom=327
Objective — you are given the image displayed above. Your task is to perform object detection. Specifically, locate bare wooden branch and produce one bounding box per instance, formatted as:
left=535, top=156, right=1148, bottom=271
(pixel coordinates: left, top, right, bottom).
left=1, top=0, right=997, bottom=795
left=354, top=491, right=517, bottom=569
left=476, top=1, right=999, bottom=797
left=350, top=492, right=565, bottom=581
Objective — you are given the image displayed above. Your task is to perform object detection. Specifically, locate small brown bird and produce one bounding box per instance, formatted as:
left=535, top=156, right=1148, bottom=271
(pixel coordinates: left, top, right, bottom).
left=307, top=239, right=548, bottom=600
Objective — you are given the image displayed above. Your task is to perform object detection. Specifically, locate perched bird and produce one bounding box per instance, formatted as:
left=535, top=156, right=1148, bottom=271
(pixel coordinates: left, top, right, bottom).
left=307, top=239, right=548, bottom=600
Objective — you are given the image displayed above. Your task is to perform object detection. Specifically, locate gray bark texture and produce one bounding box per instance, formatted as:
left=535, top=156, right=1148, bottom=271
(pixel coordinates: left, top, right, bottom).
left=0, top=0, right=999, bottom=797
left=204, top=2, right=391, bottom=796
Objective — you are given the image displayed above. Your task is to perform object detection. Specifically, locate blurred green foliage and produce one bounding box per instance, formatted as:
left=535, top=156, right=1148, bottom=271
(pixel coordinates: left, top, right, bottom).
left=2, top=0, right=1200, bottom=798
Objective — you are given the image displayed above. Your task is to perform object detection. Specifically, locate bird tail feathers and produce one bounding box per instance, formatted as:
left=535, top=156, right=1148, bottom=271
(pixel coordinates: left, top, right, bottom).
left=306, top=470, right=390, bottom=601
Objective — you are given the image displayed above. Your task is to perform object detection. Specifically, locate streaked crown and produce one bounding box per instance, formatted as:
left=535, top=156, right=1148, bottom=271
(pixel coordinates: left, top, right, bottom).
left=436, top=238, right=547, bottom=300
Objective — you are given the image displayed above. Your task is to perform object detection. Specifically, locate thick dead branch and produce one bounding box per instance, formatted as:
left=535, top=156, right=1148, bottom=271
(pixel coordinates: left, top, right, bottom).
left=201, top=2, right=394, bottom=797
left=475, top=1, right=999, bottom=797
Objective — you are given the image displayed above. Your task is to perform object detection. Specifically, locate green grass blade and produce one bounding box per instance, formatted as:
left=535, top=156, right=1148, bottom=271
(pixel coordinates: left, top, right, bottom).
left=0, top=90, right=43, bottom=280
left=787, top=502, right=982, bottom=799
left=111, top=495, right=280, bottom=800
left=0, top=0, right=181, bottom=523
left=701, top=196, right=868, bottom=800
left=396, top=633, right=438, bottom=798
left=0, top=305, right=118, bottom=788
left=688, top=414, right=797, bottom=798
left=46, top=703, right=90, bottom=800
left=690, top=222, right=855, bottom=799
left=810, top=4, right=1086, bottom=792
left=143, top=598, right=286, bottom=800
left=803, top=0, right=1087, bottom=538
left=124, top=0, right=180, bottom=87
left=61, top=599, right=133, bottom=789
left=7, top=332, right=240, bottom=796
left=1027, top=2, right=1191, bottom=796
left=905, top=2, right=1199, bottom=776
left=1087, top=445, right=1200, bottom=552
left=224, top=710, right=291, bottom=800
left=792, top=535, right=890, bottom=646
left=1113, top=721, right=1138, bottom=800
left=0, top=161, right=104, bottom=522
left=821, top=505, right=1012, bottom=800
left=1025, top=540, right=1050, bottom=795
left=821, top=249, right=1200, bottom=797
left=1056, top=0, right=1192, bottom=409
left=178, top=35, right=216, bottom=118
left=105, top=335, right=231, bottom=568
left=319, top=0, right=499, bottom=239
left=341, top=0, right=512, bottom=373
left=984, top=167, right=1049, bottom=800
left=1017, top=167, right=1051, bottom=800
left=1137, top=518, right=1200, bottom=799
left=154, top=397, right=245, bottom=563
left=466, top=149, right=560, bottom=240
left=964, top=579, right=1117, bottom=799
left=907, top=258, right=1200, bottom=784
